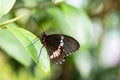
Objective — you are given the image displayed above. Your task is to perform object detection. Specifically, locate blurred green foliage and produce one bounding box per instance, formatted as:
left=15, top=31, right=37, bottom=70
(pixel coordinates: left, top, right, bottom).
left=0, top=0, right=120, bottom=80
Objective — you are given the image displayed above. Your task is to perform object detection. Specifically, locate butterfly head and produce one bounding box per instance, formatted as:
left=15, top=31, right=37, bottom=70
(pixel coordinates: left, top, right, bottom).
left=41, top=32, right=46, bottom=37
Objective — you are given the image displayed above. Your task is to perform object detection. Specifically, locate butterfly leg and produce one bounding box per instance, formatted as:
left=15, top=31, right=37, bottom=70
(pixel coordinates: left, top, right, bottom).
left=37, top=46, right=44, bottom=63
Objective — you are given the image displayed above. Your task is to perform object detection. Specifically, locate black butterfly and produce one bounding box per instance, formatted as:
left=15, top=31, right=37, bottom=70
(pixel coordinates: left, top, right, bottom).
left=39, top=32, right=80, bottom=64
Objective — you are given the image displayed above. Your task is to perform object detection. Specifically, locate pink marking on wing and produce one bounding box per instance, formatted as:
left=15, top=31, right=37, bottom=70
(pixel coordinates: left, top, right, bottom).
left=56, top=51, right=59, bottom=57
left=53, top=52, right=57, bottom=58
left=50, top=45, right=63, bottom=59
left=50, top=47, right=62, bottom=59
left=50, top=55, right=54, bottom=59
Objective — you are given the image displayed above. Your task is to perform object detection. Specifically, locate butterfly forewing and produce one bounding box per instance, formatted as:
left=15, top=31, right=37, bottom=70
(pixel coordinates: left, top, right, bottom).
left=61, top=35, right=80, bottom=54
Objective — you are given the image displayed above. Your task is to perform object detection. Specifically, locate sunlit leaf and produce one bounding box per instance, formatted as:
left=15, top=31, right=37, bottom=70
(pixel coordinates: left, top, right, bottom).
left=0, top=26, right=50, bottom=73
left=0, top=0, right=16, bottom=16
left=0, top=28, right=32, bottom=66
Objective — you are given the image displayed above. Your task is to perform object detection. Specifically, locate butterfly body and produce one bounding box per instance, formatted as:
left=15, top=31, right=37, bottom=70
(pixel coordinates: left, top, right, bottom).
left=40, top=32, right=80, bottom=64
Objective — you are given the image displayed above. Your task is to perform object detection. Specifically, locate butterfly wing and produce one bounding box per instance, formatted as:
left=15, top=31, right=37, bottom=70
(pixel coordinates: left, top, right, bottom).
left=45, top=34, right=80, bottom=64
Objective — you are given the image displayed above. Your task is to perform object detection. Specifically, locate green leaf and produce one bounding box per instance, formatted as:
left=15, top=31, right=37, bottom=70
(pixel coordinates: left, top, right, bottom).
left=0, top=26, right=50, bottom=73
left=0, top=0, right=16, bottom=16
left=0, top=28, right=32, bottom=66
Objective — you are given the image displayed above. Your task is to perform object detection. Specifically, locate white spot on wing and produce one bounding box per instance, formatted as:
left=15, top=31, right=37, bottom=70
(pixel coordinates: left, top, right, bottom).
left=60, top=36, right=64, bottom=47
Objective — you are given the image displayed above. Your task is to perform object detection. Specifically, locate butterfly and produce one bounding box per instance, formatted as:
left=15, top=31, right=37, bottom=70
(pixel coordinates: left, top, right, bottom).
left=39, top=32, right=80, bottom=64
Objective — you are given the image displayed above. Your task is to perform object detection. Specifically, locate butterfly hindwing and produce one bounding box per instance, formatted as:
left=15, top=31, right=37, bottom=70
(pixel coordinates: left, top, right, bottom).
left=46, top=46, right=66, bottom=64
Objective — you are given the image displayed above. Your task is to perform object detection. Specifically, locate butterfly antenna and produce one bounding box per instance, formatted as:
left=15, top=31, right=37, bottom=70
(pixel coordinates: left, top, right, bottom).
left=37, top=46, right=44, bottom=63
left=34, top=17, right=45, bottom=32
